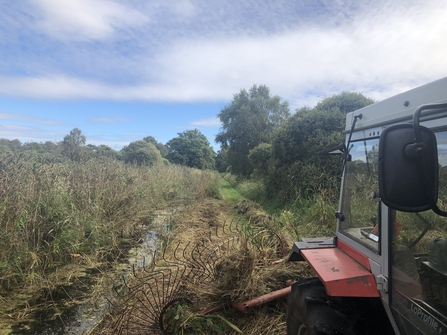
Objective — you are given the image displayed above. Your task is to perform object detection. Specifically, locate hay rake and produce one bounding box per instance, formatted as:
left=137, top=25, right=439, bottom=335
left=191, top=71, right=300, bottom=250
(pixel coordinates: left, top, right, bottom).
left=108, top=219, right=290, bottom=334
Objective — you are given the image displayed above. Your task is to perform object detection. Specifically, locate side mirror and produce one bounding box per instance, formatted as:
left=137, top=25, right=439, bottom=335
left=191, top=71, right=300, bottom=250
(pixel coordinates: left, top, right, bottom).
left=378, top=124, right=439, bottom=212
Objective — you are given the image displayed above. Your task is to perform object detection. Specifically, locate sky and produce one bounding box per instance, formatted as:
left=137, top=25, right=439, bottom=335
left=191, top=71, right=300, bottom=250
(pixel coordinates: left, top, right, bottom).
left=1, top=0, right=447, bottom=152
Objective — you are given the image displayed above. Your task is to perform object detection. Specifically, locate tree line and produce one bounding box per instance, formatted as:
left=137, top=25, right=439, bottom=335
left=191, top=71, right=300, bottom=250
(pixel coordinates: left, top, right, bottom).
left=0, top=128, right=216, bottom=170
left=1, top=84, right=374, bottom=201
left=215, top=84, right=374, bottom=201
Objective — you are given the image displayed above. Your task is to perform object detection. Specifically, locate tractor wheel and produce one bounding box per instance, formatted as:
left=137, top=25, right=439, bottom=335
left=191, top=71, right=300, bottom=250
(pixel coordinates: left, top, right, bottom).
left=287, top=277, right=358, bottom=335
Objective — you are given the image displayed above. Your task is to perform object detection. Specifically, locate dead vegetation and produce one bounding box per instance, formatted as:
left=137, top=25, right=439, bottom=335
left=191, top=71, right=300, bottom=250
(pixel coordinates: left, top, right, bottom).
left=96, top=198, right=313, bottom=335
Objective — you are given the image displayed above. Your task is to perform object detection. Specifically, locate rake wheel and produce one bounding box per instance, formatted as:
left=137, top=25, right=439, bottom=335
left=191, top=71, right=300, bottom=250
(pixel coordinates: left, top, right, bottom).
left=108, top=219, right=287, bottom=334
left=159, top=297, right=193, bottom=334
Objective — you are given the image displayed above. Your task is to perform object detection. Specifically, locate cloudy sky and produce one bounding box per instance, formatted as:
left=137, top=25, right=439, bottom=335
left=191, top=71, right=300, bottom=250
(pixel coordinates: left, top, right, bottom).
left=1, top=0, right=446, bottom=150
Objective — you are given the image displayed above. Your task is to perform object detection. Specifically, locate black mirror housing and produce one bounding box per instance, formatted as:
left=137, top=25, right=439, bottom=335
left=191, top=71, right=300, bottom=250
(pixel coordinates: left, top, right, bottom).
left=378, top=124, right=439, bottom=212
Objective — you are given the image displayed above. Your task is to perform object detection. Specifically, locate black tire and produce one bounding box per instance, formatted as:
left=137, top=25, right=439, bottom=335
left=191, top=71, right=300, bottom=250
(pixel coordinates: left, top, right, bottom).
left=287, top=278, right=358, bottom=335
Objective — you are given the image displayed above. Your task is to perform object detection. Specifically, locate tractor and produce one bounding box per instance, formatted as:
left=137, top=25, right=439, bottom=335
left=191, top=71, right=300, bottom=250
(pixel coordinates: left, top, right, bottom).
left=286, top=77, right=447, bottom=335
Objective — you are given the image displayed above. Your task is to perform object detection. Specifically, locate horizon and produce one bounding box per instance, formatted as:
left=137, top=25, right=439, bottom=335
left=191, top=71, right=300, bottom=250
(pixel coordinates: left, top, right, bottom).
left=1, top=0, right=446, bottom=152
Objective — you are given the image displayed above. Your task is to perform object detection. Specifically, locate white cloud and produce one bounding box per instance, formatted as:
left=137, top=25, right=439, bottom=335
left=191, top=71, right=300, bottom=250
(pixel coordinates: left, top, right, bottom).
left=1, top=1, right=446, bottom=109
left=0, top=124, right=64, bottom=143
left=0, top=112, right=65, bottom=126
left=191, top=117, right=221, bottom=127
left=32, top=0, right=148, bottom=40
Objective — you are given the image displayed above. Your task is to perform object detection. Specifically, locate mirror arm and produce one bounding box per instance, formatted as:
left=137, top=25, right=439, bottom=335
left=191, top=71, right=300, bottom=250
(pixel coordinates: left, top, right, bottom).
left=343, top=113, right=362, bottom=167
left=412, top=103, right=447, bottom=217
left=413, top=103, right=447, bottom=142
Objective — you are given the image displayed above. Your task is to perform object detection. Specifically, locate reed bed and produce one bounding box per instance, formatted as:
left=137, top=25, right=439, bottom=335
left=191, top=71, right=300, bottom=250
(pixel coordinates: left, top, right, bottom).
left=0, top=153, right=220, bottom=291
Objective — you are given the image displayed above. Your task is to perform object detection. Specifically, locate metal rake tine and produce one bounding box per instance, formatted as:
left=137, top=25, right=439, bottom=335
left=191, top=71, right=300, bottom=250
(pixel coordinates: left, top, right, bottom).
left=191, top=241, right=209, bottom=267
left=164, top=265, right=190, bottom=303
left=122, top=274, right=131, bottom=289
left=180, top=241, right=200, bottom=269
left=134, top=291, right=160, bottom=324
left=105, top=296, right=118, bottom=308
left=157, top=241, right=186, bottom=268
left=175, top=240, right=191, bottom=264
left=229, top=219, right=237, bottom=233
left=142, top=271, right=168, bottom=316
left=189, top=242, right=207, bottom=270
left=112, top=304, right=131, bottom=334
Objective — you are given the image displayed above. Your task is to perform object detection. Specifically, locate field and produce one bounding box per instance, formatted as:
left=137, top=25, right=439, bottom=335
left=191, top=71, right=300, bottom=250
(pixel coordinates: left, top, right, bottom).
left=0, top=153, right=338, bottom=334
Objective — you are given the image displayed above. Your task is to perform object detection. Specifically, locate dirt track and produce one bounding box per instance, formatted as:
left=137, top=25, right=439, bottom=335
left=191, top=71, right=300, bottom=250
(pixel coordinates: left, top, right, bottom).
left=94, top=196, right=311, bottom=334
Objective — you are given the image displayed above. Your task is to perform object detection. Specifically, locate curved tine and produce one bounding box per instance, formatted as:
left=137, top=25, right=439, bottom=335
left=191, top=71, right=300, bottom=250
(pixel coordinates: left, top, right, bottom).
left=112, top=304, right=130, bottom=331
left=208, top=230, right=213, bottom=243
left=141, top=256, right=157, bottom=273
left=142, top=269, right=172, bottom=315
left=214, top=224, right=220, bottom=238
left=180, top=241, right=200, bottom=269
left=156, top=241, right=186, bottom=268
left=202, top=235, right=237, bottom=262
left=125, top=266, right=176, bottom=295
left=189, top=242, right=207, bottom=269
left=248, top=228, right=268, bottom=243
left=229, top=219, right=240, bottom=233
left=152, top=266, right=192, bottom=317
left=172, top=240, right=192, bottom=267
left=105, top=296, right=116, bottom=308
left=165, top=264, right=191, bottom=302
left=122, top=274, right=131, bottom=289
left=189, top=243, right=210, bottom=278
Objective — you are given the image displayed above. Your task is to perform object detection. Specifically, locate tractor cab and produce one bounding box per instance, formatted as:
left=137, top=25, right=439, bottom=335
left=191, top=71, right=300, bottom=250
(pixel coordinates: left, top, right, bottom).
left=287, top=77, right=447, bottom=335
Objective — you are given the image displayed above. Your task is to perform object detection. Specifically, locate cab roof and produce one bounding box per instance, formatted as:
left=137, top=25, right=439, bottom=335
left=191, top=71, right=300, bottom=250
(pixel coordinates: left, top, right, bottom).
left=345, top=76, right=447, bottom=132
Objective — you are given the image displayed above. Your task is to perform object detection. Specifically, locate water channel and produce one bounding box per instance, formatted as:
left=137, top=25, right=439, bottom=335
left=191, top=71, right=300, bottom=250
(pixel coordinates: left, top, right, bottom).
left=7, top=208, right=174, bottom=335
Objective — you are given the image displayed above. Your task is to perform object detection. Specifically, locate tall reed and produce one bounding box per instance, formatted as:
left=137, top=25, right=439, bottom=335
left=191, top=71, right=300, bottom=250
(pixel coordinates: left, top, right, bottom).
left=0, top=153, right=220, bottom=290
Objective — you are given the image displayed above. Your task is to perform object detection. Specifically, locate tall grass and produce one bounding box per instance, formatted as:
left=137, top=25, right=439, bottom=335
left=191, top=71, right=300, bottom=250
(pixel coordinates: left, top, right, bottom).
left=222, top=172, right=338, bottom=240
left=0, top=153, right=220, bottom=290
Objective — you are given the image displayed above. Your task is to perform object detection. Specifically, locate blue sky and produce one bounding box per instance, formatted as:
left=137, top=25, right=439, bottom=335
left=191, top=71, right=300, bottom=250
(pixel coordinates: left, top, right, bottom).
left=1, top=0, right=447, bottom=151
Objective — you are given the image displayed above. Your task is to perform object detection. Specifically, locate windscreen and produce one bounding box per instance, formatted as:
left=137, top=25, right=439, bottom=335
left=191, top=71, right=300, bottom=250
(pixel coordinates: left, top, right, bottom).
left=339, top=138, right=380, bottom=253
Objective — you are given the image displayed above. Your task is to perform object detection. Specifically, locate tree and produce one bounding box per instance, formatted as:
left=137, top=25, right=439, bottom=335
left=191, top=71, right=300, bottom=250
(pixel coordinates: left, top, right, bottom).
left=143, top=136, right=168, bottom=157
left=268, top=92, right=375, bottom=201
left=248, top=143, right=272, bottom=178
left=62, top=128, right=86, bottom=161
left=216, top=84, right=290, bottom=176
left=166, top=129, right=215, bottom=170
left=121, top=140, right=163, bottom=166
left=96, top=144, right=120, bottom=159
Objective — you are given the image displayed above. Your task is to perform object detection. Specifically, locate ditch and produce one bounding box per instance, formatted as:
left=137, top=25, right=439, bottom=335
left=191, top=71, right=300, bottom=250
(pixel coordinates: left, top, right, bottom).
left=1, top=208, right=175, bottom=335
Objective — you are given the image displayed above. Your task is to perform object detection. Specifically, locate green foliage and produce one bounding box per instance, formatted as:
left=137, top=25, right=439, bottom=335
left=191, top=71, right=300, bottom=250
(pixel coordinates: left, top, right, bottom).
left=94, top=144, right=120, bottom=159
left=121, top=140, right=163, bottom=166
left=248, top=143, right=272, bottom=178
left=314, top=91, right=375, bottom=115
left=216, top=85, right=290, bottom=176
left=0, top=153, right=221, bottom=289
left=143, top=135, right=169, bottom=157
left=279, top=194, right=338, bottom=240
left=267, top=92, right=374, bottom=201
left=62, top=128, right=86, bottom=161
left=235, top=179, right=266, bottom=203
left=165, top=302, right=242, bottom=335
left=215, top=148, right=230, bottom=173
left=167, top=129, right=216, bottom=170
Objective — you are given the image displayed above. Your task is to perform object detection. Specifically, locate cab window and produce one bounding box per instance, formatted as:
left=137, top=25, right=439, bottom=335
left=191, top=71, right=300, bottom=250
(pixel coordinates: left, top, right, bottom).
left=339, top=138, right=380, bottom=252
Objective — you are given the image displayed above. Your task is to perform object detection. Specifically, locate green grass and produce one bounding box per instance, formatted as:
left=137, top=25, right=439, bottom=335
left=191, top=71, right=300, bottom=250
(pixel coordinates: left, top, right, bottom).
left=219, top=178, right=243, bottom=202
